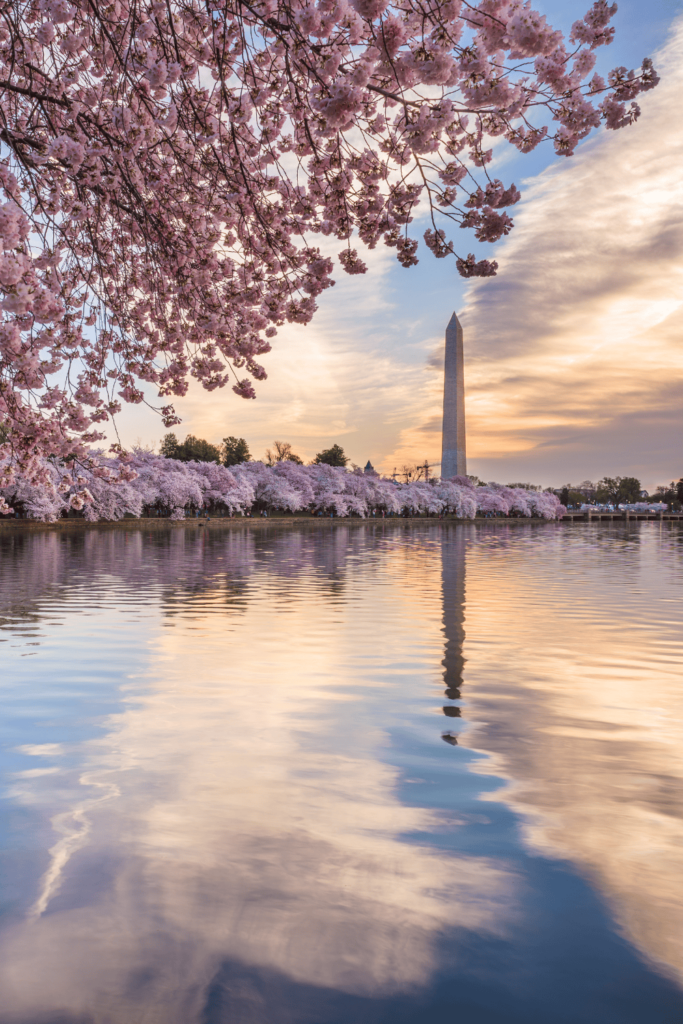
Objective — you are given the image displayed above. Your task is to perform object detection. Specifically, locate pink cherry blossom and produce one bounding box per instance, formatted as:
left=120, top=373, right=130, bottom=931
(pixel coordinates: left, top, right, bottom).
left=0, top=0, right=659, bottom=476
left=0, top=450, right=569, bottom=521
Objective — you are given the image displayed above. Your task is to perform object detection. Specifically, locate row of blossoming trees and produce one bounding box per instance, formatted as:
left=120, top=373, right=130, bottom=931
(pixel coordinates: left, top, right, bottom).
left=0, top=451, right=565, bottom=521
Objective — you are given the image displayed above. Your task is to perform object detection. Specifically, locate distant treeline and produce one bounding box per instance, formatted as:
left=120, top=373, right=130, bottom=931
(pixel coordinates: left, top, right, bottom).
left=557, top=477, right=683, bottom=510
left=159, top=434, right=348, bottom=469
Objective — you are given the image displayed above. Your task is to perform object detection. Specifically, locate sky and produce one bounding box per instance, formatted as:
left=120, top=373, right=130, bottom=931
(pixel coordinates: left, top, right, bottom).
left=120, top=1, right=683, bottom=493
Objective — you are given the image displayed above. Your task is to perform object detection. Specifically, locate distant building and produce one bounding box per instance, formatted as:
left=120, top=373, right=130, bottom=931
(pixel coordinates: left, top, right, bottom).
left=364, top=460, right=379, bottom=477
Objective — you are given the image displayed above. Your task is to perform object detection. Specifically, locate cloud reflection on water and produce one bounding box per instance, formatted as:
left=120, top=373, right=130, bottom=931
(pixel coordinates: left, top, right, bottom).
left=0, top=525, right=514, bottom=1023
left=455, top=525, right=683, bottom=985
left=2, top=522, right=682, bottom=1020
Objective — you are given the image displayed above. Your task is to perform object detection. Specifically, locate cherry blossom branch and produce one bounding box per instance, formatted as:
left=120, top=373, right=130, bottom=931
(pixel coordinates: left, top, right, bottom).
left=0, top=0, right=659, bottom=476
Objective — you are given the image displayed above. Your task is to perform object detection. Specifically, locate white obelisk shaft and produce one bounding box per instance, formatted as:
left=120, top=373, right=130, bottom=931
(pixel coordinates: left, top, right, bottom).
left=441, top=312, right=466, bottom=479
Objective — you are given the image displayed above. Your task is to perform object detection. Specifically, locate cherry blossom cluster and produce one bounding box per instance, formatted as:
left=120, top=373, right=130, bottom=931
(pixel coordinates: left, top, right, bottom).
left=0, top=451, right=566, bottom=520
left=474, top=481, right=564, bottom=518
left=0, top=0, right=658, bottom=474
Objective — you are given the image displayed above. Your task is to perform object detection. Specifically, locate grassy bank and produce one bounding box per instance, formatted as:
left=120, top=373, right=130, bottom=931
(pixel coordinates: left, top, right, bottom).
left=0, top=514, right=653, bottom=532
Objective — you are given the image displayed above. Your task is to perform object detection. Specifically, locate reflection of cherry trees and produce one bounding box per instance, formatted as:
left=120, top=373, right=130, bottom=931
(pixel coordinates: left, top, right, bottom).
left=0, top=527, right=252, bottom=627
left=1, top=452, right=565, bottom=521
left=0, top=521, right=422, bottom=629
left=0, top=524, right=371, bottom=632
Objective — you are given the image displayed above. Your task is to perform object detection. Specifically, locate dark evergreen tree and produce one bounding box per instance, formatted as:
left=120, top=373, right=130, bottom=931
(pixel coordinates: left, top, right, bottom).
left=160, top=433, right=221, bottom=463
left=222, top=437, right=251, bottom=466
left=160, top=433, right=181, bottom=459
left=314, top=444, right=348, bottom=467
left=179, top=435, right=222, bottom=463
left=596, top=476, right=642, bottom=505
left=652, top=479, right=683, bottom=510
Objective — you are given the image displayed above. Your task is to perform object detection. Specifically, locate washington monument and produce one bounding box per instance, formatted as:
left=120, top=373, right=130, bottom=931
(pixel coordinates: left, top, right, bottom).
left=441, top=312, right=466, bottom=479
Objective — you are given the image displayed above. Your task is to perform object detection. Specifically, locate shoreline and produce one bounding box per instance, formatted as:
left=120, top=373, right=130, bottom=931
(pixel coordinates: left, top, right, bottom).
left=0, top=515, right=679, bottom=532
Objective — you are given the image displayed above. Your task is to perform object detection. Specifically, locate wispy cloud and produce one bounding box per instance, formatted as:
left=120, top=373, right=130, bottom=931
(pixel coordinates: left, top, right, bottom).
left=0, top=538, right=516, bottom=1020
left=456, top=18, right=683, bottom=489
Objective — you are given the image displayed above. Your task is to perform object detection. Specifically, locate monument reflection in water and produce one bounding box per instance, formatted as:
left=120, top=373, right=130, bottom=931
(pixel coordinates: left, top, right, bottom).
left=0, top=523, right=681, bottom=1023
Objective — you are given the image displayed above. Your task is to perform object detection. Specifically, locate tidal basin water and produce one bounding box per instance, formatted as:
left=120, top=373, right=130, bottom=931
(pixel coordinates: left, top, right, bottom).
left=1, top=523, right=682, bottom=1024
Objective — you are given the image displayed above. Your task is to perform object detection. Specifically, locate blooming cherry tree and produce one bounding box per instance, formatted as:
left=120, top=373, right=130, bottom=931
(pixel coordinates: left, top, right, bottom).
left=241, top=458, right=313, bottom=511
left=0, top=453, right=583, bottom=523
left=0, top=0, right=658, bottom=471
left=526, top=488, right=565, bottom=519
left=433, top=477, right=477, bottom=518
left=0, top=458, right=65, bottom=520
left=474, top=485, right=513, bottom=516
